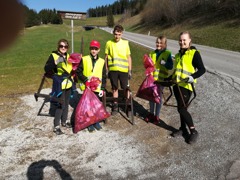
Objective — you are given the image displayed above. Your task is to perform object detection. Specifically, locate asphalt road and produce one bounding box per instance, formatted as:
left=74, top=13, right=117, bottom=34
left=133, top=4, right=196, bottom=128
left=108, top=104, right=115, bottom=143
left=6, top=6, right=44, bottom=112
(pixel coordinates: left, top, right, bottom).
left=101, top=27, right=240, bottom=83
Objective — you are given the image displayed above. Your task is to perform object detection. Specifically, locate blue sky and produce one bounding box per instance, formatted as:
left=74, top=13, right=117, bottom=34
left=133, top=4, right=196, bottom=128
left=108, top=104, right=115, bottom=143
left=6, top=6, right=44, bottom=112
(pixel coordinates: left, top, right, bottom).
left=21, top=0, right=117, bottom=13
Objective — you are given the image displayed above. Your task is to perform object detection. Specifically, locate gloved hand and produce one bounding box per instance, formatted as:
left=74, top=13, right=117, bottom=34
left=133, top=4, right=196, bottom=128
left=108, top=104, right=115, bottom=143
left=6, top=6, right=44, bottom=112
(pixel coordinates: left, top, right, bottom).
left=186, top=76, right=194, bottom=83
left=128, top=70, right=132, bottom=80
left=98, top=90, right=104, bottom=97
left=55, top=57, right=64, bottom=65
left=160, top=60, right=166, bottom=65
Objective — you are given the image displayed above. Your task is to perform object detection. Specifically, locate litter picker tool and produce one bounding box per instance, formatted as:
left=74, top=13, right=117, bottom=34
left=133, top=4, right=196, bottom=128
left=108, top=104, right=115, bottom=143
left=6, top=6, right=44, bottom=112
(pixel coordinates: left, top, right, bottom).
left=157, top=78, right=196, bottom=109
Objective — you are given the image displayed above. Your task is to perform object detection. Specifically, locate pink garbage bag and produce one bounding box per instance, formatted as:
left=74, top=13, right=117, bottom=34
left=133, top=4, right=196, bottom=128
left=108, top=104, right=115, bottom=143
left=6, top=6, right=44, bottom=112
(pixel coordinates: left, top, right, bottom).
left=143, top=54, right=154, bottom=69
left=136, top=74, right=160, bottom=104
left=88, top=76, right=101, bottom=91
left=74, top=88, right=110, bottom=133
left=68, top=53, right=82, bottom=71
left=143, top=54, right=155, bottom=75
left=68, top=53, right=82, bottom=82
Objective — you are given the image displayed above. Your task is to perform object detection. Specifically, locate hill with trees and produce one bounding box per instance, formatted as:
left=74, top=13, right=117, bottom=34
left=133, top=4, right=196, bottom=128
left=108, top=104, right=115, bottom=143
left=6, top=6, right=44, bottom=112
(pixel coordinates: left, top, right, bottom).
left=22, top=4, right=63, bottom=27
left=22, top=0, right=240, bottom=28
left=140, top=0, right=240, bottom=26
left=21, top=0, right=240, bottom=51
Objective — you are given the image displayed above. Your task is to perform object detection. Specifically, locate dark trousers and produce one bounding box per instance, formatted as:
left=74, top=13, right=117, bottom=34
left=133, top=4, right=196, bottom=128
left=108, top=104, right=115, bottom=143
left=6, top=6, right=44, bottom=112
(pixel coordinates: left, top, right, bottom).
left=54, top=88, right=71, bottom=127
left=70, top=91, right=81, bottom=127
left=173, top=85, right=194, bottom=129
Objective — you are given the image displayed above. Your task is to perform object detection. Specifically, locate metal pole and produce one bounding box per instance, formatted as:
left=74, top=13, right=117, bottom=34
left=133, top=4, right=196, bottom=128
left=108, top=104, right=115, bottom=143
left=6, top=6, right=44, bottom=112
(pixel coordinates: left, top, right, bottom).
left=71, top=19, right=74, bottom=53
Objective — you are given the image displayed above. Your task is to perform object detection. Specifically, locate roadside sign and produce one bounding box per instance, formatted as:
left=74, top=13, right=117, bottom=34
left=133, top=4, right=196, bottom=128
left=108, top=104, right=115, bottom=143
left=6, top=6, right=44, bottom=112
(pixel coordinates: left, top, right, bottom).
left=57, top=10, right=87, bottom=53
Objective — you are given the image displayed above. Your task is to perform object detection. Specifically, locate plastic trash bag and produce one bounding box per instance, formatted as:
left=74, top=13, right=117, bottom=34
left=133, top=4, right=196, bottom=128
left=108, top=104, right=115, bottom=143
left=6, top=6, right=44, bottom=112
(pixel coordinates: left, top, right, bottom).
left=136, top=74, right=160, bottom=104
left=143, top=54, right=155, bottom=75
left=74, top=88, right=110, bottom=133
left=68, top=53, right=82, bottom=82
left=88, top=76, right=101, bottom=91
left=68, top=53, right=81, bottom=71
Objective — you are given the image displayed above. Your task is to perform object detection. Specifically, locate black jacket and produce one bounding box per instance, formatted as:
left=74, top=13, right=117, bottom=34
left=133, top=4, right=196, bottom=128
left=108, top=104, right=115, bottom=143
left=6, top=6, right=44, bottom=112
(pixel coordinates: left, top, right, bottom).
left=179, top=46, right=206, bottom=79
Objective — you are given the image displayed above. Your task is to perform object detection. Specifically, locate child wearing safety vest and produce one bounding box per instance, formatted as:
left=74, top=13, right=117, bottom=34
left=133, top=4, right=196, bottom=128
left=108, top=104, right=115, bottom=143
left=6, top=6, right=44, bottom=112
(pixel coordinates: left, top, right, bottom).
left=44, top=39, right=74, bottom=135
left=105, top=24, right=132, bottom=115
left=170, top=31, right=205, bottom=144
left=145, top=35, right=173, bottom=124
left=76, top=40, right=107, bottom=132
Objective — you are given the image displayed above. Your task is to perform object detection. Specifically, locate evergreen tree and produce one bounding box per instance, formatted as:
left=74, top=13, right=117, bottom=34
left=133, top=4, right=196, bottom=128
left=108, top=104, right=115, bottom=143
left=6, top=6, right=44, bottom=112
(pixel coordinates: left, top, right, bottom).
left=51, top=9, right=63, bottom=24
left=107, top=9, right=114, bottom=27
left=21, top=4, right=40, bottom=27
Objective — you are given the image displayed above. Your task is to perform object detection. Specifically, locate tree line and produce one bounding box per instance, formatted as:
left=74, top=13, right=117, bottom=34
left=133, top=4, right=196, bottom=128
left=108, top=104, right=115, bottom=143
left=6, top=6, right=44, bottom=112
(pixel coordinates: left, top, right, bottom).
left=22, top=4, right=63, bottom=27
left=89, top=0, right=147, bottom=27
left=22, top=0, right=239, bottom=28
left=88, top=0, right=147, bottom=17
left=22, top=0, right=147, bottom=28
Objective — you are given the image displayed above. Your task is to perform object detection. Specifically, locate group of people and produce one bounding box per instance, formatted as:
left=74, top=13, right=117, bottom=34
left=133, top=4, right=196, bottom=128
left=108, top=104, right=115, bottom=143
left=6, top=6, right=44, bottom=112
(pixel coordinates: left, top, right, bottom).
left=44, top=25, right=131, bottom=135
left=145, top=32, right=206, bottom=144
left=44, top=24, right=206, bottom=144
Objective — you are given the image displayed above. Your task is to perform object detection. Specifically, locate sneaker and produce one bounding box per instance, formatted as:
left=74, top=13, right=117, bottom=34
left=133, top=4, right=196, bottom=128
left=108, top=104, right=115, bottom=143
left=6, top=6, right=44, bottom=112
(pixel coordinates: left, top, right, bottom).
left=53, top=127, right=64, bottom=135
left=111, top=103, right=118, bottom=115
left=188, top=130, right=199, bottom=144
left=88, top=125, right=95, bottom=132
left=93, top=122, right=102, bottom=130
left=61, top=122, right=72, bottom=128
left=171, top=127, right=188, bottom=137
left=144, top=113, right=154, bottom=123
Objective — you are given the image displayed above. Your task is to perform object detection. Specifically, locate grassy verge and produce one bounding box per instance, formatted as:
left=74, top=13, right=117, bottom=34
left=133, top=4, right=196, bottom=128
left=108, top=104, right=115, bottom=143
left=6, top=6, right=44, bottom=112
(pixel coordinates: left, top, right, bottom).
left=1, top=14, right=239, bottom=97
left=0, top=24, right=149, bottom=97
left=122, top=15, right=240, bottom=52
left=63, top=15, right=122, bottom=27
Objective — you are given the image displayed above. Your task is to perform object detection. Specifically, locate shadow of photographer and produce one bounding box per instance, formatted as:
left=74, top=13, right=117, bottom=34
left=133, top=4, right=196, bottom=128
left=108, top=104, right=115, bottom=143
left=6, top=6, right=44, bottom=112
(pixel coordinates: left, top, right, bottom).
left=27, top=159, right=73, bottom=180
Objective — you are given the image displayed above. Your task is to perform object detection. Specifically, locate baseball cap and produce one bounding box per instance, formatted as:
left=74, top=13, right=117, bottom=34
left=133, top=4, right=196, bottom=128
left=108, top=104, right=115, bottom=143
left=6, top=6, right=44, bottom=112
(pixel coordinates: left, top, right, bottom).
left=90, top=40, right=100, bottom=49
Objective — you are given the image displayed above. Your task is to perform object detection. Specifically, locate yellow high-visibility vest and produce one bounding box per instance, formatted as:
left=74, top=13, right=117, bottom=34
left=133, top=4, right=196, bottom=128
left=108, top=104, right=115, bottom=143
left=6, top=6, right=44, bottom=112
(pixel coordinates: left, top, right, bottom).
left=79, top=55, right=105, bottom=92
left=105, top=39, right=130, bottom=73
left=149, top=49, right=171, bottom=81
left=173, top=49, right=197, bottom=91
left=52, top=53, right=73, bottom=89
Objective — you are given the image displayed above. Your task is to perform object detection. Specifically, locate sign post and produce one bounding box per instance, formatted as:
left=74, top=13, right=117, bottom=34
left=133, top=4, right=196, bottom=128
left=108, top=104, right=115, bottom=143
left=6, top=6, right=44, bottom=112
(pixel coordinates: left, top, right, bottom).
left=71, top=20, right=74, bottom=53
left=57, top=10, right=87, bottom=53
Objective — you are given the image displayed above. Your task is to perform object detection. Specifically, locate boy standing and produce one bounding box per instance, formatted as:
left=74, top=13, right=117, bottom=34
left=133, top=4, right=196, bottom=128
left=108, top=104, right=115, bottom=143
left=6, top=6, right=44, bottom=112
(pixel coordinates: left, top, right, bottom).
left=105, top=24, right=132, bottom=115
left=76, top=40, right=106, bottom=132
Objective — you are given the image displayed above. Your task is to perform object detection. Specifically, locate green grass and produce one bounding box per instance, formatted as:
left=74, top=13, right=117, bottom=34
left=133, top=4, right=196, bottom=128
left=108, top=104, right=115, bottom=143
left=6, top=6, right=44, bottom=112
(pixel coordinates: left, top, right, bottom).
left=150, top=23, right=240, bottom=52
left=0, top=24, right=149, bottom=97
left=123, top=15, right=240, bottom=52
left=1, top=15, right=239, bottom=97
left=63, top=15, right=122, bottom=27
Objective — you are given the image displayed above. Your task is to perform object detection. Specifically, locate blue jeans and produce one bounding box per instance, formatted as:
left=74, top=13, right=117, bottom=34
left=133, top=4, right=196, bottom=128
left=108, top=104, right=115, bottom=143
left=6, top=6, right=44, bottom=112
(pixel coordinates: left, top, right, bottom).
left=149, top=85, right=164, bottom=117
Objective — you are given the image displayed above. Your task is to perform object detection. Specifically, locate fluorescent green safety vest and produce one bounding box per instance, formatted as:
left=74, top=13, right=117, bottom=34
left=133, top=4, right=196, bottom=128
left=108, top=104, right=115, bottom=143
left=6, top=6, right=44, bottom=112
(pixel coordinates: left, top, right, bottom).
left=173, top=49, right=197, bottom=91
left=79, top=55, right=105, bottom=92
left=52, top=53, right=73, bottom=89
left=105, top=39, right=130, bottom=73
left=149, top=50, right=171, bottom=81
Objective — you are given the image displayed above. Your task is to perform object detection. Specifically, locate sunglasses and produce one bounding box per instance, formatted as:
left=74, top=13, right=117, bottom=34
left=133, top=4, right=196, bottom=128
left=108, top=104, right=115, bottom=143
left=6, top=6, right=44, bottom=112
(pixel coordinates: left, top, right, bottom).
left=59, top=45, right=68, bottom=49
